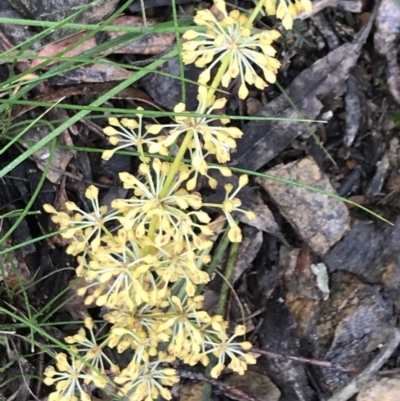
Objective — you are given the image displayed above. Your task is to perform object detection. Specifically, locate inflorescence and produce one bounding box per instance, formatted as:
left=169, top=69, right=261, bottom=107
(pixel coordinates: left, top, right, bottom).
left=43, top=1, right=312, bottom=400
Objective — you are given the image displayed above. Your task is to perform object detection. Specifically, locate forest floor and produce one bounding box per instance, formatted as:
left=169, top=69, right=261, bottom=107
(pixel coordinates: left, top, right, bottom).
left=1, top=1, right=400, bottom=401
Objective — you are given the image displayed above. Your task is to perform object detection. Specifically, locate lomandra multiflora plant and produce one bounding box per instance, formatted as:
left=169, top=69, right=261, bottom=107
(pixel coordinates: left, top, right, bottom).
left=43, top=1, right=312, bottom=400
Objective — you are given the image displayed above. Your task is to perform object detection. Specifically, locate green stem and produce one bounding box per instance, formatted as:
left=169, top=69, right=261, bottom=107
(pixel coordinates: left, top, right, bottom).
left=201, top=359, right=216, bottom=401
left=201, top=236, right=239, bottom=401
left=247, top=0, right=265, bottom=26
left=159, top=131, right=194, bottom=198
left=217, top=241, right=239, bottom=315
left=197, top=228, right=230, bottom=295
left=145, top=131, right=194, bottom=249
left=157, top=54, right=232, bottom=201
left=206, top=54, right=231, bottom=106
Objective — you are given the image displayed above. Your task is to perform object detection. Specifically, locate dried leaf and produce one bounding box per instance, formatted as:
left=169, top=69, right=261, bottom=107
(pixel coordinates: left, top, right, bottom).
left=179, top=383, right=204, bottom=401
left=281, top=247, right=330, bottom=301
left=65, top=278, right=92, bottom=319
left=12, top=83, right=155, bottom=121
left=129, top=0, right=193, bottom=11
left=21, top=124, right=75, bottom=183
left=258, top=292, right=316, bottom=401
left=232, top=226, right=263, bottom=283
left=374, top=0, right=400, bottom=104
left=48, top=64, right=133, bottom=85
left=337, top=0, right=363, bottom=12
left=344, top=71, right=361, bottom=147
left=30, top=16, right=175, bottom=68
left=5, top=0, right=121, bottom=40
left=140, top=57, right=202, bottom=110
left=324, top=218, right=400, bottom=289
left=312, top=272, right=396, bottom=392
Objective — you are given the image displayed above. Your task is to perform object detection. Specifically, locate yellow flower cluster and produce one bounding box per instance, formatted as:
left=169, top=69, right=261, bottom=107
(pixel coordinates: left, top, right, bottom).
left=182, top=1, right=281, bottom=99
left=42, top=1, right=311, bottom=400
left=44, top=153, right=255, bottom=400
left=43, top=319, right=110, bottom=401
left=264, top=0, right=313, bottom=30
left=146, top=86, right=243, bottom=176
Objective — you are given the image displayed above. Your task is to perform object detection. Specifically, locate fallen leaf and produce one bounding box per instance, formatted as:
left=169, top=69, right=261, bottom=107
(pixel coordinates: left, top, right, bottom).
left=129, top=0, right=193, bottom=11
left=324, top=218, right=400, bottom=290
left=5, top=0, right=121, bottom=40
left=21, top=124, right=75, bottom=184
left=312, top=272, right=396, bottom=392
left=47, top=63, right=133, bottom=85
left=281, top=247, right=330, bottom=301
left=0, top=244, right=32, bottom=289
left=374, top=0, right=400, bottom=104
left=344, top=71, right=361, bottom=147
left=179, top=383, right=204, bottom=401
left=232, top=225, right=263, bottom=283
left=11, top=83, right=157, bottom=121
left=258, top=291, right=316, bottom=401
left=140, top=57, right=202, bottom=110
left=30, top=16, right=175, bottom=68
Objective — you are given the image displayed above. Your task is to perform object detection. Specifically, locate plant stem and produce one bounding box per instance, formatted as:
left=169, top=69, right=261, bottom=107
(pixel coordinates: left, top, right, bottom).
left=206, top=53, right=231, bottom=105
left=197, top=228, right=230, bottom=294
left=247, top=0, right=265, bottom=26
left=158, top=54, right=232, bottom=196
left=156, top=54, right=232, bottom=202
left=217, top=241, right=239, bottom=315
left=160, top=130, right=193, bottom=198
left=201, top=237, right=239, bottom=401
left=145, top=132, right=194, bottom=247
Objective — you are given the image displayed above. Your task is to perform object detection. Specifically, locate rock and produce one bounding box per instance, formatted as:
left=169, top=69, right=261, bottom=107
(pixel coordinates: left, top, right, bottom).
left=225, top=371, right=281, bottom=401
left=179, top=383, right=204, bottom=401
left=257, top=156, right=349, bottom=256
left=357, top=378, right=400, bottom=401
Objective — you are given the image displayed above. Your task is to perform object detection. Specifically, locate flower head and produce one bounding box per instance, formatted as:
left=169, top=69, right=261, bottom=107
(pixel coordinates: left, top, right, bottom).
left=76, top=228, right=172, bottom=309
left=102, top=110, right=168, bottom=162
left=264, top=0, right=313, bottom=30
left=113, top=159, right=213, bottom=251
left=154, top=243, right=211, bottom=296
left=204, top=174, right=256, bottom=242
left=44, top=185, right=119, bottom=255
left=115, top=357, right=179, bottom=401
left=203, top=324, right=257, bottom=377
left=64, top=317, right=120, bottom=374
left=146, top=87, right=243, bottom=180
left=43, top=352, right=105, bottom=401
left=182, top=1, right=281, bottom=98
left=158, top=295, right=212, bottom=364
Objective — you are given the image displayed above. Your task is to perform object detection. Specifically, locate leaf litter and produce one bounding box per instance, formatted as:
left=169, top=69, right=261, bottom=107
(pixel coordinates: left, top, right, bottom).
left=1, top=1, right=400, bottom=401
